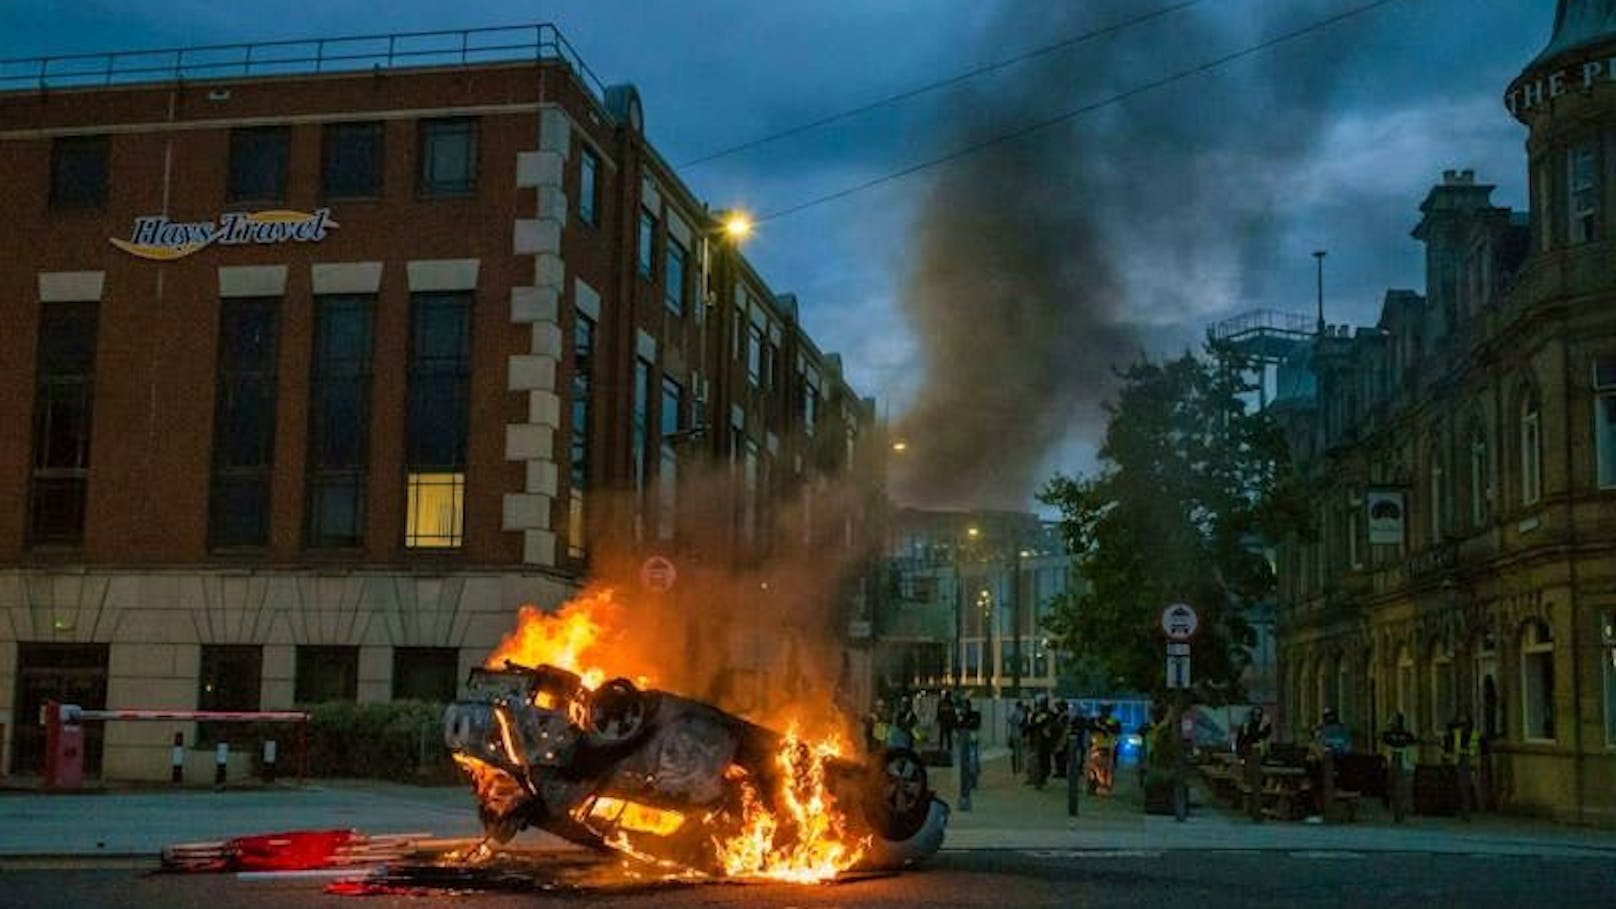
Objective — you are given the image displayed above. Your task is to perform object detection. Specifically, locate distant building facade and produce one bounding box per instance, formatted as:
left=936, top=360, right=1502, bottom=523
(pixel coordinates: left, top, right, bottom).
left=1274, top=1, right=1616, bottom=823
left=0, top=25, right=874, bottom=779
left=874, top=508, right=1078, bottom=698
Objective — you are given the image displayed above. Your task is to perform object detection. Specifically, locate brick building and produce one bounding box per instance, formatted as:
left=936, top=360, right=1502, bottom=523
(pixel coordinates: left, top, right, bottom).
left=0, top=25, right=875, bottom=778
left=1274, top=1, right=1616, bottom=822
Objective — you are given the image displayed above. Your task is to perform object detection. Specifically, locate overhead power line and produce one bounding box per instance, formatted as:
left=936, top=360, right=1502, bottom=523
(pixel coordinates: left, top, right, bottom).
left=676, top=0, right=1203, bottom=169
left=756, top=0, right=1401, bottom=224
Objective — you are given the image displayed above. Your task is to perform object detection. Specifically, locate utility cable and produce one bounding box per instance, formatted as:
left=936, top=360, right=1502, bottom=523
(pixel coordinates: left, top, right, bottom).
left=756, top=0, right=1400, bottom=224
left=675, top=1, right=1203, bottom=169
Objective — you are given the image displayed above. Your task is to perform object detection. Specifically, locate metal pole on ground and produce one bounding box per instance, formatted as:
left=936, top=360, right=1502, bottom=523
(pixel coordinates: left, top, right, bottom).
left=171, top=731, right=184, bottom=784
left=1066, top=726, right=1081, bottom=817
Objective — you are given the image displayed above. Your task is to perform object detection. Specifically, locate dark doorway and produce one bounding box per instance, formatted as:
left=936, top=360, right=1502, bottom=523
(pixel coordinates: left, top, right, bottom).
left=1482, top=674, right=1499, bottom=739
left=11, top=643, right=109, bottom=776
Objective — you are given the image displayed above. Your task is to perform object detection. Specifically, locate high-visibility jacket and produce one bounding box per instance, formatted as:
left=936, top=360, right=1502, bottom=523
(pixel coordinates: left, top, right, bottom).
left=1443, top=726, right=1481, bottom=764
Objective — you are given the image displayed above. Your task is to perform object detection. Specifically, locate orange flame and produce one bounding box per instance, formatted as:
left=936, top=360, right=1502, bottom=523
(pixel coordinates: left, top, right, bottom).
left=711, top=727, right=868, bottom=883
left=484, top=588, right=638, bottom=690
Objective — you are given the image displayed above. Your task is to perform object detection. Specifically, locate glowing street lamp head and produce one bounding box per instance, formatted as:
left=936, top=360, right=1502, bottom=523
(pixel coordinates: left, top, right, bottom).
left=722, top=211, right=753, bottom=241
left=891, top=440, right=908, bottom=453
left=966, top=526, right=980, bottom=539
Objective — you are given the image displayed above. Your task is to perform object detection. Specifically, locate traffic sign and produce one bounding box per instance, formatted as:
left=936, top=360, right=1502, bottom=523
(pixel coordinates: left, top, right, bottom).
left=1161, top=603, right=1199, bottom=641
left=640, top=555, right=677, bottom=593
left=1166, top=654, right=1191, bottom=689
left=1166, top=641, right=1190, bottom=657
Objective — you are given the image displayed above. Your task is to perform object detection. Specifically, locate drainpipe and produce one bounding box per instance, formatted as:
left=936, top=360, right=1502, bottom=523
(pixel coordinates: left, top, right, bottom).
left=1560, top=329, right=1585, bottom=824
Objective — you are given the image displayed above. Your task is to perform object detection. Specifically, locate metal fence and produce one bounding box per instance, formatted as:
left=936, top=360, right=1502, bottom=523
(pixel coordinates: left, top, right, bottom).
left=0, top=23, right=606, bottom=99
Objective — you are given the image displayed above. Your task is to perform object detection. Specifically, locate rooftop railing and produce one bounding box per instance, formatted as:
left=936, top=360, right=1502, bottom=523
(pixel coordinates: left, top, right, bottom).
left=0, top=23, right=607, bottom=99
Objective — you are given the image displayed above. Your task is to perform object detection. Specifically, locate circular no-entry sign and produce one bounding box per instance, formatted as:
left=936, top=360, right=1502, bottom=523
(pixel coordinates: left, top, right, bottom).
left=640, top=556, right=677, bottom=594
left=1161, top=603, right=1199, bottom=641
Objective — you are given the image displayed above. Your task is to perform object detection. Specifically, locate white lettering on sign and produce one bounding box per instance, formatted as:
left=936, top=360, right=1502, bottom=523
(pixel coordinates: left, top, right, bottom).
left=110, top=209, right=338, bottom=261
left=1507, top=54, right=1616, bottom=117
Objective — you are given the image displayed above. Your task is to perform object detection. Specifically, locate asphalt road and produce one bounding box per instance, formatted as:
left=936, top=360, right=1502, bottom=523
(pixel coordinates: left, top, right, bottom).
left=4, top=849, right=1615, bottom=909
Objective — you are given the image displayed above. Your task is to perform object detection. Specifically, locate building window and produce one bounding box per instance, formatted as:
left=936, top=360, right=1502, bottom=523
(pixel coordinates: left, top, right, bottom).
left=577, top=146, right=599, bottom=225
left=1602, top=613, right=1616, bottom=746
left=658, top=377, right=682, bottom=542
left=804, top=383, right=819, bottom=437
left=392, top=647, right=459, bottom=702
left=197, top=645, right=262, bottom=746
left=1535, top=161, right=1553, bottom=252
left=307, top=295, right=374, bottom=549
left=1597, top=357, right=1616, bottom=489
left=1569, top=141, right=1598, bottom=245
left=632, top=357, right=652, bottom=538
left=1395, top=646, right=1414, bottom=723
left=1347, top=508, right=1362, bottom=569
left=209, top=298, right=279, bottom=549
left=50, top=135, right=108, bottom=210
left=746, top=323, right=764, bottom=386
left=294, top=645, right=358, bottom=704
left=1521, top=620, right=1556, bottom=741
left=569, top=311, right=595, bottom=560
left=28, top=302, right=98, bottom=545
left=1521, top=394, right=1542, bottom=506
left=1470, top=429, right=1491, bottom=526
left=228, top=126, right=289, bottom=204
left=742, top=437, right=759, bottom=546
left=638, top=209, right=657, bottom=279
left=1429, top=645, right=1454, bottom=732
left=322, top=121, right=384, bottom=199
left=1428, top=448, right=1445, bottom=543
left=405, top=292, right=471, bottom=548
left=665, top=239, right=688, bottom=317
left=418, top=118, right=478, bottom=197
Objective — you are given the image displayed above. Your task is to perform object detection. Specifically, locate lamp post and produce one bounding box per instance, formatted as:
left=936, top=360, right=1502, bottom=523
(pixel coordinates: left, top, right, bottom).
left=954, top=524, right=979, bottom=690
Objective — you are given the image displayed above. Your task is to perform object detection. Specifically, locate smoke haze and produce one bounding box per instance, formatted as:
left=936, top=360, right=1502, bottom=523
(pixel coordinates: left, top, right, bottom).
left=891, top=0, right=1377, bottom=509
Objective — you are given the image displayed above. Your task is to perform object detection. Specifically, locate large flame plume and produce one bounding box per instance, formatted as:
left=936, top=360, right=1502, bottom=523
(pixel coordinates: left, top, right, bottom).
left=712, top=728, right=868, bottom=883
left=483, top=588, right=638, bottom=691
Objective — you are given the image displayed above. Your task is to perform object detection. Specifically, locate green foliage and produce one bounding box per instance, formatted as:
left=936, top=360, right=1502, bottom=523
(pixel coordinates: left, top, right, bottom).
left=1039, top=347, right=1310, bottom=703
left=295, top=700, right=456, bottom=782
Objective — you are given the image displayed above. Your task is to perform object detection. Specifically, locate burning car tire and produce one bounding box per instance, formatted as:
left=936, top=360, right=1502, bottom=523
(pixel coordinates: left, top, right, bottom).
left=869, top=747, right=932, bottom=842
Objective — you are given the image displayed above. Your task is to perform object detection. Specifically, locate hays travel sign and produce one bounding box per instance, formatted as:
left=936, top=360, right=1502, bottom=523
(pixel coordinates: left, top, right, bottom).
left=109, top=209, right=338, bottom=261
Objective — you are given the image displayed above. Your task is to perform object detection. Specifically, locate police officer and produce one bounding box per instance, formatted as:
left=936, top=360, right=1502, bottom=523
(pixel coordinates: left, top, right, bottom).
left=1381, top=712, right=1416, bottom=824
left=1236, top=707, right=1272, bottom=821
left=1444, top=711, right=1482, bottom=821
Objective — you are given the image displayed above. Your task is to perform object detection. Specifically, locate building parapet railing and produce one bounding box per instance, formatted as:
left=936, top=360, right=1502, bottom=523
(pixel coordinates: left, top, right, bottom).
left=0, top=23, right=606, bottom=99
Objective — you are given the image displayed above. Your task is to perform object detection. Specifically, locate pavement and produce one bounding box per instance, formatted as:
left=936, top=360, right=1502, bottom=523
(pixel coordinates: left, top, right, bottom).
left=4, top=752, right=1616, bottom=860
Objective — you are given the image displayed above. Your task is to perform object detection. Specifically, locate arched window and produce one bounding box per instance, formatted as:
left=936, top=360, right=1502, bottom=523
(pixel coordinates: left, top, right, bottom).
left=1521, top=620, right=1556, bottom=741
left=1474, top=632, right=1500, bottom=740
left=1396, top=645, right=1415, bottom=727
left=1469, top=421, right=1491, bottom=526
left=1520, top=391, right=1542, bottom=506
left=1429, top=443, right=1447, bottom=543
left=1429, top=641, right=1455, bottom=732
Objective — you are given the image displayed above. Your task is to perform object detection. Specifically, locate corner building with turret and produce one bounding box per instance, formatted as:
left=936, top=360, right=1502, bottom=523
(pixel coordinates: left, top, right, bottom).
left=1274, top=1, right=1616, bottom=823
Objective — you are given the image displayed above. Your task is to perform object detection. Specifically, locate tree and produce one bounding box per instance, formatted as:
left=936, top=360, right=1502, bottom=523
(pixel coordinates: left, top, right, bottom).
left=1039, top=347, right=1308, bottom=702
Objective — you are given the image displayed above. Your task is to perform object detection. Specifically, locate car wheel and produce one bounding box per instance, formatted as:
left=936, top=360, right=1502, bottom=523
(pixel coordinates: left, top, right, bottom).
left=587, top=677, right=649, bottom=745
left=872, top=747, right=931, bottom=841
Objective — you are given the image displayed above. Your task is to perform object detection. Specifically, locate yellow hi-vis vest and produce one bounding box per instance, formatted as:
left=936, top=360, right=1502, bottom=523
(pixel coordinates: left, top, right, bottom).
left=1444, top=727, right=1480, bottom=764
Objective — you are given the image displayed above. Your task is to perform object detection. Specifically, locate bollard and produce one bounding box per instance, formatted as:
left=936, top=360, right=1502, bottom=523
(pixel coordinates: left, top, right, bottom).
left=171, top=731, right=185, bottom=784
left=262, top=739, right=277, bottom=783
left=957, top=735, right=973, bottom=812
left=1066, top=731, right=1081, bottom=817
left=215, top=741, right=229, bottom=788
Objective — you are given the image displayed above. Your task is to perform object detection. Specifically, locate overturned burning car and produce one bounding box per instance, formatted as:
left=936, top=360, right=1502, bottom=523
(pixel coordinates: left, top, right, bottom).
left=443, top=661, right=948, bottom=880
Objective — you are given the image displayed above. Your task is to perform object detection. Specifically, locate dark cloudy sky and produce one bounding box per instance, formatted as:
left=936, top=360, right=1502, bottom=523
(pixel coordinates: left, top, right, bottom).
left=2, top=0, right=1553, bottom=504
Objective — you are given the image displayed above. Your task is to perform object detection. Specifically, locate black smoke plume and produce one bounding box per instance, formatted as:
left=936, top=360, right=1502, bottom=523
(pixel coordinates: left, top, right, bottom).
left=891, top=0, right=1375, bottom=509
